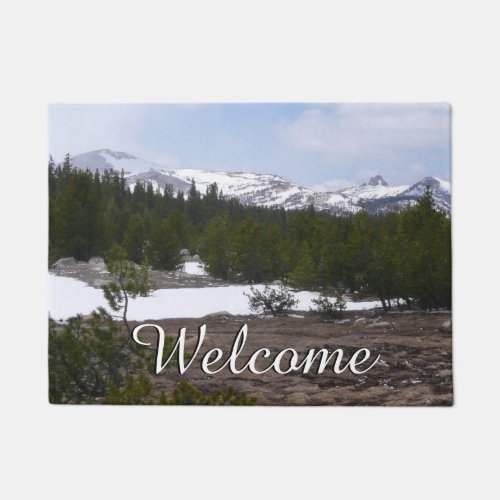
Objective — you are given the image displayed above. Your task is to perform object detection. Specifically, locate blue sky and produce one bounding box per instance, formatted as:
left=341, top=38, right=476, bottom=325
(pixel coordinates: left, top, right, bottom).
left=49, top=103, right=451, bottom=190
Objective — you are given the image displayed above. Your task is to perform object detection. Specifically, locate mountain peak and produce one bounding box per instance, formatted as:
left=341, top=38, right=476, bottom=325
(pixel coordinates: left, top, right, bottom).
left=72, top=149, right=161, bottom=174
left=66, top=149, right=450, bottom=216
left=96, top=149, right=138, bottom=160
left=366, top=175, right=388, bottom=187
left=408, top=176, right=451, bottom=194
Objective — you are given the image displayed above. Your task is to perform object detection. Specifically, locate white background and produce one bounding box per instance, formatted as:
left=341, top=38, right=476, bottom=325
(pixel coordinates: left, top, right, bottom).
left=1, top=1, right=499, bottom=498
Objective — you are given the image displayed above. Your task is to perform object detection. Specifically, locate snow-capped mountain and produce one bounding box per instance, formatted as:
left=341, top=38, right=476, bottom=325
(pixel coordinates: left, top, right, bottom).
left=72, top=149, right=164, bottom=174
left=339, top=175, right=410, bottom=203
left=70, top=149, right=451, bottom=215
left=346, top=175, right=451, bottom=214
left=163, top=168, right=360, bottom=213
left=403, top=176, right=451, bottom=213
left=126, top=169, right=191, bottom=194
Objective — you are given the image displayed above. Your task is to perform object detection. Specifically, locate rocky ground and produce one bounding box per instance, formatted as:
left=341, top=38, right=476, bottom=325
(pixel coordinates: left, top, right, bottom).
left=51, top=255, right=227, bottom=289
left=50, top=256, right=453, bottom=406
left=129, top=311, right=453, bottom=406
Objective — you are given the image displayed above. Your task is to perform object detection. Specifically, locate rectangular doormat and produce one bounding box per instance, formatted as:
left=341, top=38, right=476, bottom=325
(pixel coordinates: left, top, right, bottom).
left=48, top=103, right=452, bottom=405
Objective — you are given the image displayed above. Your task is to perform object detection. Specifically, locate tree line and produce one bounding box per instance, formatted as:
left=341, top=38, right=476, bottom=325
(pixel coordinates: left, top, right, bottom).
left=49, top=155, right=451, bottom=310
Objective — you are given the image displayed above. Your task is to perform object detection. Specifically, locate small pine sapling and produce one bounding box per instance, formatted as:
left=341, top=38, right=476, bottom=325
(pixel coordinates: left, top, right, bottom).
left=244, top=282, right=298, bottom=316
left=310, top=291, right=346, bottom=320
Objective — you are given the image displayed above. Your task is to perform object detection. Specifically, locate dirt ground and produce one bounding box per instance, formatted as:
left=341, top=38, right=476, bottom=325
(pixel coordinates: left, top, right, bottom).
left=128, top=310, right=453, bottom=406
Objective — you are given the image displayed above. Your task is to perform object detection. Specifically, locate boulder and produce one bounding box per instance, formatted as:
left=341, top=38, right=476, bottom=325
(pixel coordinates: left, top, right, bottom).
left=203, top=311, right=233, bottom=320
left=354, top=317, right=366, bottom=325
left=439, top=319, right=452, bottom=333
left=53, top=257, right=77, bottom=268
left=88, top=257, right=106, bottom=268
left=179, top=248, right=190, bottom=257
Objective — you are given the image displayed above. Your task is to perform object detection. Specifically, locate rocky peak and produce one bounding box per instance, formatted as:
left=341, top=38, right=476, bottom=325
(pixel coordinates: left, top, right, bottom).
left=366, top=175, right=388, bottom=187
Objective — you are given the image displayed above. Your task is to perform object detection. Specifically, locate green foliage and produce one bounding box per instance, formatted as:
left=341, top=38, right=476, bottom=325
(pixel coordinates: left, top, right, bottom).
left=49, top=313, right=256, bottom=405
left=245, top=282, right=298, bottom=315
left=149, top=217, right=182, bottom=270
left=49, top=244, right=257, bottom=405
left=230, top=218, right=269, bottom=282
left=310, top=292, right=346, bottom=319
left=405, top=188, right=452, bottom=310
left=49, top=247, right=155, bottom=403
left=48, top=311, right=148, bottom=404
left=49, top=160, right=99, bottom=261
left=104, top=375, right=154, bottom=404
left=168, top=381, right=257, bottom=405
left=123, top=213, right=146, bottom=263
left=49, top=157, right=451, bottom=310
left=103, top=378, right=256, bottom=405
left=101, top=244, right=153, bottom=334
left=289, top=243, right=319, bottom=290
left=202, top=214, right=231, bottom=279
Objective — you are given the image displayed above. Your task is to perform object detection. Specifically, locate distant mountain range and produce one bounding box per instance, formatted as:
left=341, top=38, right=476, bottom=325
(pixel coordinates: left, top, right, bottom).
left=71, top=149, right=451, bottom=215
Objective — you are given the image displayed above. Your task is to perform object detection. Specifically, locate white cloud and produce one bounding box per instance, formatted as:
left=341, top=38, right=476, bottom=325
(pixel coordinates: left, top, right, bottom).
left=408, top=163, right=426, bottom=175
left=49, top=104, right=148, bottom=161
left=284, top=103, right=450, bottom=166
left=139, top=151, right=181, bottom=169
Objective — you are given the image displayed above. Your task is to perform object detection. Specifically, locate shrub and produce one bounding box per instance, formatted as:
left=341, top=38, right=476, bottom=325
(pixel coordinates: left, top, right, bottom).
left=244, top=282, right=298, bottom=316
left=104, top=379, right=256, bottom=405
left=48, top=311, right=149, bottom=403
left=310, top=292, right=346, bottom=319
left=168, top=381, right=257, bottom=405
left=49, top=243, right=257, bottom=405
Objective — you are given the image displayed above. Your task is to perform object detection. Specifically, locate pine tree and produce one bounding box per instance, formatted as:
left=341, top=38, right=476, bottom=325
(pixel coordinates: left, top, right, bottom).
left=47, top=157, right=451, bottom=310
left=203, top=214, right=231, bottom=279
left=149, top=219, right=181, bottom=270
left=123, top=214, right=146, bottom=263
left=289, top=243, right=318, bottom=290
left=187, top=179, right=203, bottom=227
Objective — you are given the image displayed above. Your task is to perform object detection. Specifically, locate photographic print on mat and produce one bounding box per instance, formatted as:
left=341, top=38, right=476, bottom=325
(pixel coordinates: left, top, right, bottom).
left=48, top=103, right=452, bottom=406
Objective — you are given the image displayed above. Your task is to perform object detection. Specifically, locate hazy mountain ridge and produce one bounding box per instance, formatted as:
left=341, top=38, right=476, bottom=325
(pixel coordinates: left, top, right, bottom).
left=71, top=149, right=451, bottom=215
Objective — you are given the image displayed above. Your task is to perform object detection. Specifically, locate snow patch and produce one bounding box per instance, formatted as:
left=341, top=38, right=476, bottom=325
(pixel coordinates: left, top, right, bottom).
left=340, top=183, right=409, bottom=202
left=181, top=261, right=207, bottom=276
left=49, top=274, right=381, bottom=321
left=434, top=177, right=451, bottom=192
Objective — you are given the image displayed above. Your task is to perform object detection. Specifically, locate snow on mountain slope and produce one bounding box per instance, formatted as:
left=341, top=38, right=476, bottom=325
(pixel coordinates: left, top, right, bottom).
left=72, top=149, right=166, bottom=174
left=340, top=175, right=410, bottom=203
left=166, top=169, right=363, bottom=213
left=168, top=168, right=318, bottom=210
left=127, top=169, right=191, bottom=193
left=346, top=175, right=451, bottom=214
left=311, top=191, right=361, bottom=214
left=403, top=176, right=451, bottom=198
left=399, top=176, right=451, bottom=213
left=169, top=169, right=279, bottom=194
left=67, top=150, right=451, bottom=215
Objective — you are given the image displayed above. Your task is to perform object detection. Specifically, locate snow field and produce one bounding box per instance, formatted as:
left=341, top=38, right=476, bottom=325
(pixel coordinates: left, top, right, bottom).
left=49, top=274, right=381, bottom=321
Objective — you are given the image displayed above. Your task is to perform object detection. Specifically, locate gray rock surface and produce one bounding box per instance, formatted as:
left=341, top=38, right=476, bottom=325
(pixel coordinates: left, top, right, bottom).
left=50, top=256, right=226, bottom=289
left=367, top=321, right=395, bottom=330
left=439, top=319, right=452, bottom=333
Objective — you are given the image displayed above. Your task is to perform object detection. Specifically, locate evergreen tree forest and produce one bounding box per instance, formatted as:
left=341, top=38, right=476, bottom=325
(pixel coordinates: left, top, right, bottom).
left=49, top=155, right=451, bottom=310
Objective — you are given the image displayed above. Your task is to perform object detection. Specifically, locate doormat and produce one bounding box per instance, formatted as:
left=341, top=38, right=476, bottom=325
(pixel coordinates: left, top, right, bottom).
left=48, top=103, right=452, bottom=405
